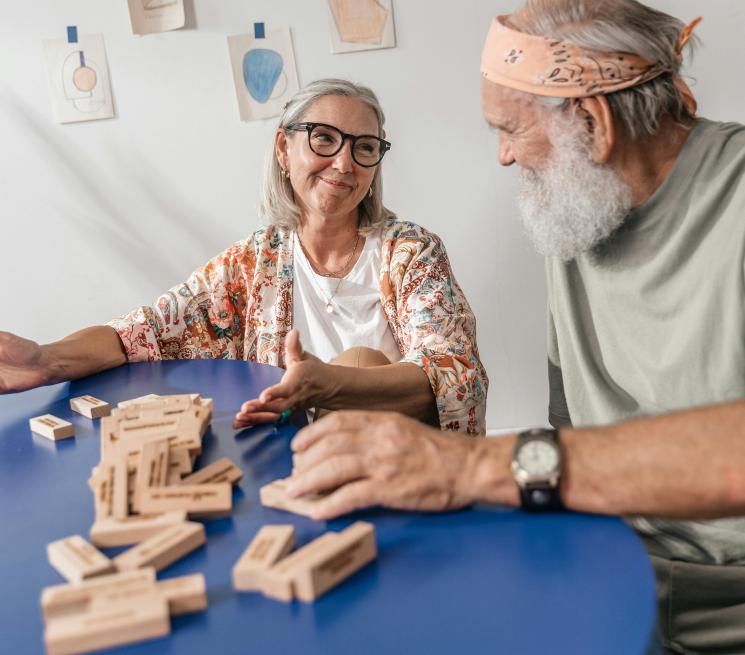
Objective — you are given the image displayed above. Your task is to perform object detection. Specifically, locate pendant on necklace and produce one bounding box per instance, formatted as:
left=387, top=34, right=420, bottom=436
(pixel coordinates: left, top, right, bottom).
left=325, top=302, right=334, bottom=314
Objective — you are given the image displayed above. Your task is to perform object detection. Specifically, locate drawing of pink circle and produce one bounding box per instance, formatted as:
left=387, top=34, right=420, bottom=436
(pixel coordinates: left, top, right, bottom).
left=73, top=67, right=97, bottom=92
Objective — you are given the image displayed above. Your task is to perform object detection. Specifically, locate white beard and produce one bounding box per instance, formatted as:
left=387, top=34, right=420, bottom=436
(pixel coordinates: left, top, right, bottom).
left=516, top=121, right=633, bottom=262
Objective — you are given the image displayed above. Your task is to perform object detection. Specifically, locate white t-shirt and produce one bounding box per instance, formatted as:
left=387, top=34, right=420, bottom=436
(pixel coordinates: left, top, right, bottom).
left=292, top=232, right=402, bottom=364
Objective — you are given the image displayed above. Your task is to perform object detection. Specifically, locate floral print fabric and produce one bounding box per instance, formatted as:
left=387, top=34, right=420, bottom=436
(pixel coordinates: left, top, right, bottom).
left=108, top=219, right=488, bottom=434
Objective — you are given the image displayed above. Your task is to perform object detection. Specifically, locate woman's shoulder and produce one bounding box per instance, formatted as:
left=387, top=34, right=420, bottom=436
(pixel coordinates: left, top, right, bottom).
left=208, top=224, right=292, bottom=268
left=380, top=218, right=443, bottom=248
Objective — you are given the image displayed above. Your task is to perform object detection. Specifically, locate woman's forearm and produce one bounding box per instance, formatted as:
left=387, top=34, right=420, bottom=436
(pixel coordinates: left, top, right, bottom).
left=42, top=326, right=128, bottom=384
left=322, top=362, right=439, bottom=424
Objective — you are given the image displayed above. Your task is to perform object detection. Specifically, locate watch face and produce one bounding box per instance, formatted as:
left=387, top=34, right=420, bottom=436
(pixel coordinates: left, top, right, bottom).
left=516, top=439, right=560, bottom=476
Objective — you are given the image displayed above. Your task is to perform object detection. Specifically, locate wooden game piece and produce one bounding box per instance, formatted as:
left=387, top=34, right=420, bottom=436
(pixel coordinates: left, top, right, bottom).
left=168, top=446, right=193, bottom=477
left=47, top=535, right=115, bottom=583
left=113, top=521, right=205, bottom=573
left=116, top=394, right=162, bottom=408
left=156, top=574, right=208, bottom=615
left=111, top=459, right=129, bottom=520
left=91, top=465, right=115, bottom=521
left=44, top=592, right=170, bottom=655
left=292, top=522, right=377, bottom=602
left=133, top=439, right=169, bottom=512
left=110, top=415, right=202, bottom=462
left=90, top=511, right=187, bottom=548
left=70, top=395, right=110, bottom=419
left=259, top=477, right=330, bottom=518
left=232, top=525, right=295, bottom=592
left=29, top=415, right=75, bottom=441
left=180, top=457, right=243, bottom=486
left=138, top=483, right=232, bottom=519
left=41, top=569, right=157, bottom=621
left=261, top=533, right=340, bottom=602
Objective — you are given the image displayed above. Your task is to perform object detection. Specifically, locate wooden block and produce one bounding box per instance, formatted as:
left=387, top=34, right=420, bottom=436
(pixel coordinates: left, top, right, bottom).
left=232, top=525, right=295, bottom=592
left=91, top=465, right=115, bottom=521
left=70, top=395, right=110, bottom=419
left=134, top=439, right=169, bottom=512
left=157, top=574, right=208, bottom=615
left=259, top=477, right=330, bottom=518
left=110, top=415, right=202, bottom=462
left=41, top=569, right=157, bottom=621
left=113, top=521, right=205, bottom=573
left=90, top=511, right=187, bottom=548
left=44, top=592, right=169, bottom=655
left=116, top=394, right=162, bottom=408
left=29, top=414, right=74, bottom=441
left=261, top=533, right=339, bottom=602
left=139, top=483, right=232, bottom=519
left=47, top=535, right=115, bottom=583
left=168, top=446, right=193, bottom=477
left=180, top=457, right=243, bottom=486
left=293, top=522, right=377, bottom=602
left=112, top=459, right=129, bottom=520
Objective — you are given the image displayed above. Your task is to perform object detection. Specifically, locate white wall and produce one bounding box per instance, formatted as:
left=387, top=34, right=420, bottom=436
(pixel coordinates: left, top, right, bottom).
left=1, top=1, right=743, bottom=431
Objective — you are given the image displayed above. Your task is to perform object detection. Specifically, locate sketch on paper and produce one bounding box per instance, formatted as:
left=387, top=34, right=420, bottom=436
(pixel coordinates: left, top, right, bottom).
left=227, top=28, right=299, bottom=122
left=127, top=0, right=185, bottom=35
left=327, top=0, right=396, bottom=54
left=43, top=31, right=114, bottom=124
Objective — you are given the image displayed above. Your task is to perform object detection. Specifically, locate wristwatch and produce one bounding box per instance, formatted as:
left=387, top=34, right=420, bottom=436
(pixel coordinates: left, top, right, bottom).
left=511, top=428, right=564, bottom=511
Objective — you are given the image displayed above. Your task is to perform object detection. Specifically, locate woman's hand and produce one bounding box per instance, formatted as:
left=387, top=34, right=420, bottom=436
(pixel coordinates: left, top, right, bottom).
left=0, top=331, right=50, bottom=393
left=233, top=330, right=334, bottom=429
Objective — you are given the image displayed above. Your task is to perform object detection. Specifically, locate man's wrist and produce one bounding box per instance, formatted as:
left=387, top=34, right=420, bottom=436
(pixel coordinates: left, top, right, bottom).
left=460, top=436, right=520, bottom=507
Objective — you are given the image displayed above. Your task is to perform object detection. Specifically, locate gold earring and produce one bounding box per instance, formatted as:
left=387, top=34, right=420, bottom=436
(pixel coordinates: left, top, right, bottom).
left=368, top=186, right=374, bottom=198
left=282, top=169, right=290, bottom=179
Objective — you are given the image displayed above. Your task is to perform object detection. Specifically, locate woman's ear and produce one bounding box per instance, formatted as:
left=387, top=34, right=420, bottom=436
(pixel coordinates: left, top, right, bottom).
left=575, top=95, right=615, bottom=163
left=275, top=129, right=290, bottom=170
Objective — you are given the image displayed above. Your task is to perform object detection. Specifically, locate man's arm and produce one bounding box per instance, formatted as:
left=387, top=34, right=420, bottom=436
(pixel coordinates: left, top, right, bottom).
left=288, top=400, right=745, bottom=520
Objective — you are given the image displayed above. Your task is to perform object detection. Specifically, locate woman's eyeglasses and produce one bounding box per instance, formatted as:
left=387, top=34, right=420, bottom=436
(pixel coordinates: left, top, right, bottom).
left=285, top=122, right=391, bottom=167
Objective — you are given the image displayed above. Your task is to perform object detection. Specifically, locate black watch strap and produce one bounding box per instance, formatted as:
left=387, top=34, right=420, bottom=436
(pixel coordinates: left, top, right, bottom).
left=516, top=428, right=564, bottom=512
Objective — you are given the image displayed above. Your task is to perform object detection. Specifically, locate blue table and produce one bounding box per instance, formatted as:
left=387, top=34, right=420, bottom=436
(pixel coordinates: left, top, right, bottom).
left=0, top=360, right=658, bottom=654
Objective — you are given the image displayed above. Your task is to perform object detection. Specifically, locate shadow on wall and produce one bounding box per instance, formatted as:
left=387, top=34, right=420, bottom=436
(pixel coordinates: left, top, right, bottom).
left=1, top=87, right=225, bottom=290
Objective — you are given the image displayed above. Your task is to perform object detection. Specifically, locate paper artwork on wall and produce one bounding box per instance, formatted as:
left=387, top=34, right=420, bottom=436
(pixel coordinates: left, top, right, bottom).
left=327, top=0, right=396, bottom=54
left=42, top=27, right=115, bottom=124
left=127, top=0, right=185, bottom=35
left=227, top=26, right=299, bottom=122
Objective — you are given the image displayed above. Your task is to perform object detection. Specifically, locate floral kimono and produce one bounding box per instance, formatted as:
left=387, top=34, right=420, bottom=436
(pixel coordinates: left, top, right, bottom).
left=108, top=219, right=488, bottom=434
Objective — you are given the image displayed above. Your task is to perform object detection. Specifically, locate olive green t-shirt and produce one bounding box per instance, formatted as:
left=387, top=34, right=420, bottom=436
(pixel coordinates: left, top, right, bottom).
left=546, top=118, right=745, bottom=565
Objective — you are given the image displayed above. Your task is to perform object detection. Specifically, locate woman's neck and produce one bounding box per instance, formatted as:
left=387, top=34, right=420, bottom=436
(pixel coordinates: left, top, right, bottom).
left=297, top=211, right=364, bottom=276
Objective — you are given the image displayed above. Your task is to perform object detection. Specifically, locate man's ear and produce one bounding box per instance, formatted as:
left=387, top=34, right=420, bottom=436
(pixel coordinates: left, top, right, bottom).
left=575, top=95, right=615, bottom=163
left=275, top=129, right=290, bottom=170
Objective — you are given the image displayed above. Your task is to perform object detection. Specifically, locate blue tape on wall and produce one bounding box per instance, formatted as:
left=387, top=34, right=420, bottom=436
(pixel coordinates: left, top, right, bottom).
left=67, top=25, right=78, bottom=43
left=254, top=22, right=265, bottom=39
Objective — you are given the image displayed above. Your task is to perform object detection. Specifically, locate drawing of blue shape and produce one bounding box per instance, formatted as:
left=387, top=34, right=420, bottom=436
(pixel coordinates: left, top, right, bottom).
left=243, top=48, right=284, bottom=103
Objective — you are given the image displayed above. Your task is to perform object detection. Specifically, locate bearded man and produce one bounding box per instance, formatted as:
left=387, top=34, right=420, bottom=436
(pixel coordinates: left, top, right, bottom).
left=286, top=2, right=745, bottom=652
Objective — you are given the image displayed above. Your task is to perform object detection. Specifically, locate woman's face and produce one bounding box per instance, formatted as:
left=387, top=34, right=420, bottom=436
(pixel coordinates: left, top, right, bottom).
left=276, top=95, right=380, bottom=223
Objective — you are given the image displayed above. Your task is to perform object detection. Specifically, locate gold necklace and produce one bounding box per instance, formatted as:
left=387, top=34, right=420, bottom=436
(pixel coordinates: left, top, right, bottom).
left=296, top=229, right=361, bottom=278
left=295, top=231, right=362, bottom=314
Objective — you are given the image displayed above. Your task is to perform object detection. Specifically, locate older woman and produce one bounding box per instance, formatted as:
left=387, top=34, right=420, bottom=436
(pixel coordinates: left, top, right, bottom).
left=0, top=79, right=487, bottom=434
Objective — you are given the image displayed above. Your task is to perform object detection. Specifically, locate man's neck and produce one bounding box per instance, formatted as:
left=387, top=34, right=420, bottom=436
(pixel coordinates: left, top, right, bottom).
left=611, top=118, right=696, bottom=209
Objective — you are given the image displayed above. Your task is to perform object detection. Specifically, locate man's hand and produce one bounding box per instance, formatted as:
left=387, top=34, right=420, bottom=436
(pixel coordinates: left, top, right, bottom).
left=233, top=330, right=332, bottom=428
left=286, top=410, right=482, bottom=520
left=0, top=331, right=50, bottom=393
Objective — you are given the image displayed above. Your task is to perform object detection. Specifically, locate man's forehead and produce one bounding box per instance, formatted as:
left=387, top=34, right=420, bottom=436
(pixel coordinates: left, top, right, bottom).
left=481, top=78, right=534, bottom=129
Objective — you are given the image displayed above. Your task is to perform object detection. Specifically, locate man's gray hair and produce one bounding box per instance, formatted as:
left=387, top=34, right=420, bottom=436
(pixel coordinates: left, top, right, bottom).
left=260, top=78, right=396, bottom=234
left=510, top=0, right=698, bottom=140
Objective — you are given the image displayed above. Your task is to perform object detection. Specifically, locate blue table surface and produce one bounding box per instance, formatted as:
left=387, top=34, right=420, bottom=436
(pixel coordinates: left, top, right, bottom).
left=0, top=360, right=657, bottom=655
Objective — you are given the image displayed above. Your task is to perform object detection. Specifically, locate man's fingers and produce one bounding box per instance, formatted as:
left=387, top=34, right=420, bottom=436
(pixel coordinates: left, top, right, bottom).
left=286, top=454, right=367, bottom=497
left=291, top=411, right=371, bottom=452
left=291, top=430, right=360, bottom=473
left=309, top=480, right=379, bottom=520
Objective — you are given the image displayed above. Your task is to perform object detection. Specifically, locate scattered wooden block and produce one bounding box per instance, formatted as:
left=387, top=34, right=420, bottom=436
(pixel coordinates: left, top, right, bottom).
left=259, top=477, right=330, bottom=518
left=180, top=457, right=243, bottom=486
left=90, top=511, right=187, bottom=548
left=232, top=525, right=295, bottom=592
left=113, top=521, right=205, bottom=573
left=293, top=522, right=377, bottom=602
left=139, top=483, right=232, bottom=519
left=44, top=592, right=170, bottom=655
left=70, top=396, right=110, bottom=419
left=157, top=574, right=208, bottom=616
left=134, top=439, right=169, bottom=513
left=41, top=569, right=157, bottom=621
left=116, top=394, right=162, bottom=408
left=261, top=533, right=340, bottom=602
left=29, top=415, right=75, bottom=441
left=47, top=535, right=115, bottom=583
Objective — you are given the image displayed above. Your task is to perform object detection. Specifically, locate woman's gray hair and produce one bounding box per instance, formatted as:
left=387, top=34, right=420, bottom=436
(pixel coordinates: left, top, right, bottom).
left=509, top=0, right=699, bottom=140
left=260, top=78, right=396, bottom=234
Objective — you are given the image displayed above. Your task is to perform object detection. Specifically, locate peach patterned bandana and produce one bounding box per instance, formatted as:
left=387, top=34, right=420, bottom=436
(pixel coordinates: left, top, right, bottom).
left=481, top=14, right=702, bottom=111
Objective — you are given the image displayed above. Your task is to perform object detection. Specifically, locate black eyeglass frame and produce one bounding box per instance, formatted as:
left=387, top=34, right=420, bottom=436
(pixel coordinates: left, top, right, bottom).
left=285, top=122, right=391, bottom=167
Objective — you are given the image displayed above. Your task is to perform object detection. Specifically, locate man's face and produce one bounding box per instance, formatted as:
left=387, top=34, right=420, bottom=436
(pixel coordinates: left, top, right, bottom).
left=481, top=78, right=553, bottom=170
left=481, top=78, right=633, bottom=261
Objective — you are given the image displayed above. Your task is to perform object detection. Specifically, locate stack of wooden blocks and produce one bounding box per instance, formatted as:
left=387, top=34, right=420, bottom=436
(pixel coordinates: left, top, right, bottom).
left=40, top=393, right=244, bottom=655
